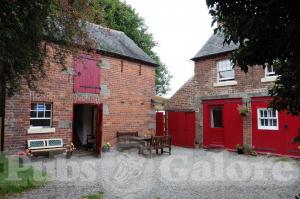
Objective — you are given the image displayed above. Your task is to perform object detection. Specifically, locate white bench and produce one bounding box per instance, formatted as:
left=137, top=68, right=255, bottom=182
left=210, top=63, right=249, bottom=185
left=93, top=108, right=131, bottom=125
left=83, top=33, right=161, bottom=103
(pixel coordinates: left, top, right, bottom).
left=27, top=138, right=66, bottom=155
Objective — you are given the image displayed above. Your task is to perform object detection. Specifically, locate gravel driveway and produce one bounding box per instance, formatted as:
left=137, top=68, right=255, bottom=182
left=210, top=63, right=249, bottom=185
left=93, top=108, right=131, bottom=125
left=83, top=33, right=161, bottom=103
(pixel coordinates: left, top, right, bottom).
left=11, top=147, right=300, bottom=199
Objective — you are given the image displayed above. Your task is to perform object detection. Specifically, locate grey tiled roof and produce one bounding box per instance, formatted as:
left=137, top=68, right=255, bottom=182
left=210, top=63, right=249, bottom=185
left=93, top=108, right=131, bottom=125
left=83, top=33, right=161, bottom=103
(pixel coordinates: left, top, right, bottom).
left=86, top=23, right=157, bottom=66
left=192, top=32, right=238, bottom=60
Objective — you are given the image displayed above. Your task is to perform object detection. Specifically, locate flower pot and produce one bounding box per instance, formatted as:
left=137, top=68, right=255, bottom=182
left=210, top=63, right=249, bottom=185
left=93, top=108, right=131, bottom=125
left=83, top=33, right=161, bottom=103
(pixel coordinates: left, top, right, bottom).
left=237, top=148, right=244, bottom=154
left=102, top=147, right=110, bottom=152
left=66, top=151, right=72, bottom=159
left=240, top=112, right=247, bottom=117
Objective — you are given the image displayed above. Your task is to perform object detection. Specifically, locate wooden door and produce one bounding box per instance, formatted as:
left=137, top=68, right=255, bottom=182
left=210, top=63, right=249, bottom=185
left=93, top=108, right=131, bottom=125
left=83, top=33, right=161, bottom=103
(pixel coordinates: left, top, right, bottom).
left=96, top=104, right=103, bottom=156
left=156, top=112, right=164, bottom=136
left=208, top=106, right=225, bottom=147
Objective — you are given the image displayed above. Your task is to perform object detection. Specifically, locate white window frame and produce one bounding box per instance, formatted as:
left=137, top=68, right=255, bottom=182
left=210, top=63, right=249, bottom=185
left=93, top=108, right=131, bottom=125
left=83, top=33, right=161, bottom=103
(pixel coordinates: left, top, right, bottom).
left=257, top=108, right=279, bottom=130
left=30, top=103, right=52, bottom=128
left=217, top=59, right=235, bottom=82
left=264, top=63, right=276, bottom=77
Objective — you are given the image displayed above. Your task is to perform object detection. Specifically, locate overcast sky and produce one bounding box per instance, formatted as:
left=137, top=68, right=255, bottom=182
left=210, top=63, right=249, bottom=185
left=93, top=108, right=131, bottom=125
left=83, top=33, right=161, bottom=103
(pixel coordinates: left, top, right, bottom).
left=124, top=0, right=214, bottom=97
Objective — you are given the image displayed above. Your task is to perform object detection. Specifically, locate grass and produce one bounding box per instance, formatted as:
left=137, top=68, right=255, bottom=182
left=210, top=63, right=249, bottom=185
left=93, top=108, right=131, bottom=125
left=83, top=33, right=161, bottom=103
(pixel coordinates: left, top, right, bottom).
left=82, top=192, right=104, bottom=199
left=275, top=157, right=292, bottom=162
left=0, top=153, right=47, bottom=198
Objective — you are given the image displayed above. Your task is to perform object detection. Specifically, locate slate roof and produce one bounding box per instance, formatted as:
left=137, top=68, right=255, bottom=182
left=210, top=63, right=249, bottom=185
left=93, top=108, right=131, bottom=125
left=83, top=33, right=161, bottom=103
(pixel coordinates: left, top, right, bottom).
left=86, top=22, right=157, bottom=66
left=192, top=32, right=238, bottom=60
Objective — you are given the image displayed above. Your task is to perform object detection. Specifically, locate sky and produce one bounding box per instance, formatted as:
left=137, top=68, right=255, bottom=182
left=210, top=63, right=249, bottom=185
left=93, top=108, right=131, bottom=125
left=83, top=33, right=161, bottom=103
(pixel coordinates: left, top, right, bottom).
left=124, top=0, right=214, bottom=97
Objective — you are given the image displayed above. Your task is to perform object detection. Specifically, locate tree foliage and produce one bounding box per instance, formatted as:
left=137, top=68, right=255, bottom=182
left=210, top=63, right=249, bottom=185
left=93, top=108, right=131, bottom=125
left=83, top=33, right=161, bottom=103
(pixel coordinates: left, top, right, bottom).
left=0, top=0, right=101, bottom=95
left=207, top=0, right=300, bottom=115
left=94, top=0, right=172, bottom=95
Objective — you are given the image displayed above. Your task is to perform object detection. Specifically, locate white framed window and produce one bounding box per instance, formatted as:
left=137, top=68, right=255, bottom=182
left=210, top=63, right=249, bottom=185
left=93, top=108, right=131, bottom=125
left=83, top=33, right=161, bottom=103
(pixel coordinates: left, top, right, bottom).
left=217, top=59, right=235, bottom=82
left=265, top=63, right=276, bottom=77
left=30, top=103, right=52, bottom=128
left=257, top=108, right=279, bottom=130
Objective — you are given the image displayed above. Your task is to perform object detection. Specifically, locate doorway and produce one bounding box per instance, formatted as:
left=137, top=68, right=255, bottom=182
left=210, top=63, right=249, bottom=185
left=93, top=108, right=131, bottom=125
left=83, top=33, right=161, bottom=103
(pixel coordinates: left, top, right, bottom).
left=73, top=104, right=102, bottom=154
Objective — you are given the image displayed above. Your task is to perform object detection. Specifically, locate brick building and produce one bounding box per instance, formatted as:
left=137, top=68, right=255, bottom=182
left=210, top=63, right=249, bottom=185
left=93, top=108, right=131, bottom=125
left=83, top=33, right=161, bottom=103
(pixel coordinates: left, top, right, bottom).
left=1, top=23, right=157, bottom=154
left=166, top=32, right=300, bottom=157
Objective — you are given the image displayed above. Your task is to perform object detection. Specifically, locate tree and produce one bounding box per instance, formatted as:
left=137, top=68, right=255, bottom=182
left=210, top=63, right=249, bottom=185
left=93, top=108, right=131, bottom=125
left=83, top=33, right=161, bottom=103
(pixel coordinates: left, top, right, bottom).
left=206, top=0, right=300, bottom=115
left=94, top=0, right=172, bottom=95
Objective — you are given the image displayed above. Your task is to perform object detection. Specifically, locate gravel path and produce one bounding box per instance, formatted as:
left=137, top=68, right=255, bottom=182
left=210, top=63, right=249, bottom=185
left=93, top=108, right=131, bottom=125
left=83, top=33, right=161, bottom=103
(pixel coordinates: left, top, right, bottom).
left=10, top=147, right=300, bottom=199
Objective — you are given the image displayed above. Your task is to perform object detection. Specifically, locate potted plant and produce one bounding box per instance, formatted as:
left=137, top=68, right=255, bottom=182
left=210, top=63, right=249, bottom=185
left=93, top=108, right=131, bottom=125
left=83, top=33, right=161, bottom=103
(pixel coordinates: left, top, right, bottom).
left=102, top=142, right=112, bottom=152
left=65, top=142, right=76, bottom=159
left=237, top=104, right=250, bottom=116
left=236, top=144, right=244, bottom=154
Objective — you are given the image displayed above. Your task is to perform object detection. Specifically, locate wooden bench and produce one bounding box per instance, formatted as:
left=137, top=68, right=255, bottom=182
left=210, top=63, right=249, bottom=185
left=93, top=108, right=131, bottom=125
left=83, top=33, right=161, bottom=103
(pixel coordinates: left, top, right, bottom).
left=27, top=138, right=66, bottom=157
left=116, top=131, right=139, bottom=151
left=139, top=135, right=172, bottom=158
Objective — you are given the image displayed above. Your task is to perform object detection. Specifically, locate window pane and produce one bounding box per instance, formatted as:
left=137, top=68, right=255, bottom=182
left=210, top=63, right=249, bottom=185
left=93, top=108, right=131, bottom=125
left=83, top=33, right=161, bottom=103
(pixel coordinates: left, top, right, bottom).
left=260, top=110, right=263, bottom=118
left=45, top=111, right=51, bottom=118
left=265, top=119, right=268, bottom=126
left=271, top=110, right=276, bottom=117
left=46, top=104, right=51, bottom=110
left=219, top=71, right=234, bottom=79
left=211, top=108, right=223, bottom=128
left=38, top=111, right=44, bottom=118
left=31, top=104, right=37, bottom=110
left=30, top=111, right=37, bottom=118
left=30, top=119, right=51, bottom=127
left=263, top=110, right=267, bottom=117
left=273, top=119, right=277, bottom=126
left=37, top=104, right=45, bottom=111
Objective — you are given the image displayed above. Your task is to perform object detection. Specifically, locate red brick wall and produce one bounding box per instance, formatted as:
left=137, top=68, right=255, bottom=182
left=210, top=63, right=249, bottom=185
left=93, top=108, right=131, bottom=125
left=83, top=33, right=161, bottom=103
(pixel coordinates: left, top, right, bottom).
left=3, top=44, right=156, bottom=151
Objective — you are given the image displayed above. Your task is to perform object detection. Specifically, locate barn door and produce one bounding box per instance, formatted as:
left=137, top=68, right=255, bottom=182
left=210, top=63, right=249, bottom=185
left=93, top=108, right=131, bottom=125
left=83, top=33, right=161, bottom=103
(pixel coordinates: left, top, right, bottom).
left=156, top=112, right=164, bottom=136
left=167, top=112, right=195, bottom=148
left=208, top=106, right=225, bottom=147
left=74, top=57, right=101, bottom=94
left=96, top=104, right=103, bottom=156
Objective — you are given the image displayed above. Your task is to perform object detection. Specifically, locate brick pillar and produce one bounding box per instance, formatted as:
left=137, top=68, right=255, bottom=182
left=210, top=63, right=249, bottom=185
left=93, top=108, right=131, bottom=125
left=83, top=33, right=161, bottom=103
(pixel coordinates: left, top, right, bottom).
left=242, top=97, right=252, bottom=146
left=195, top=97, right=203, bottom=146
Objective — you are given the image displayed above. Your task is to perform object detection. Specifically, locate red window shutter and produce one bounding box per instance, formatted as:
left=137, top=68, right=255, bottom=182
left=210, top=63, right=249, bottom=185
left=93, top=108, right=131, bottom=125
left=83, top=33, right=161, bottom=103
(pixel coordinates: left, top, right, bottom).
left=74, top=57, right=101, bottom=93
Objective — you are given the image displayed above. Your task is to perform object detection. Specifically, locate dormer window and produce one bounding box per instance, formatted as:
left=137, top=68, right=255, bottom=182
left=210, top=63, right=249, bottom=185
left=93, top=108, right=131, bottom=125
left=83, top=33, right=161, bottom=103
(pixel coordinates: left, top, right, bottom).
left=217, top=59, right=235, bottom=82
left=265, top=63, right=276, bottom=77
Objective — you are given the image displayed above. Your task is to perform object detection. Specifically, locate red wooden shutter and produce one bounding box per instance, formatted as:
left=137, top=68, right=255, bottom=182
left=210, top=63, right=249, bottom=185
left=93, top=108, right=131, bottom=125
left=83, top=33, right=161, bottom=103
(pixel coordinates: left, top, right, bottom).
left=74, top=57, right=101, bottom=93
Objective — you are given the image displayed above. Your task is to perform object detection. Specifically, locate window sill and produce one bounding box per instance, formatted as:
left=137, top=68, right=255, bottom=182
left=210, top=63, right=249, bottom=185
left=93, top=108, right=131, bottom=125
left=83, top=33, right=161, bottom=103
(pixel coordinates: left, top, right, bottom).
left=27, top=127, right=55, bottom=134
left=261, top=76, right=278, bottom=83
left=213, top=81, right=237, bottom=87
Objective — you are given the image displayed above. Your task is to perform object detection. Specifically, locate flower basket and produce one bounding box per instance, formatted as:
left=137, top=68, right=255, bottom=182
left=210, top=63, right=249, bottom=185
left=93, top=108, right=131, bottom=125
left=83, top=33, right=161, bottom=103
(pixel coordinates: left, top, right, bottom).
left=237, top=105, right=250, bottom=117
left=102, top=142, right=112, bottom=152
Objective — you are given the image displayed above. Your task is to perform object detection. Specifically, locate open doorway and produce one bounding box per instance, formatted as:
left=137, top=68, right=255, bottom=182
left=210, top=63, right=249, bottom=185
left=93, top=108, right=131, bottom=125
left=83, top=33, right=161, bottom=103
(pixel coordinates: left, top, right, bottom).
left=73, top=104, right=102, bottom=154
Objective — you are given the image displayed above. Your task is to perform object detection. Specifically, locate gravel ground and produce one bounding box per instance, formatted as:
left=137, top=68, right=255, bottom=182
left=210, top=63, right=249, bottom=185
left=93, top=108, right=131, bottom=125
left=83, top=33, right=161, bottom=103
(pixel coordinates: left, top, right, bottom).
left=10, top=147, right=300, bottom=199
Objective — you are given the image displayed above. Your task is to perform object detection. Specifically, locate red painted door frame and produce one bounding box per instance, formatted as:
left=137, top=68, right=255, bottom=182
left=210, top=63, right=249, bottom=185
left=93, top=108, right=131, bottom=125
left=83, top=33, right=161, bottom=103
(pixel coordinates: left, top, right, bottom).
left=156, top=112, right=164, bottom=136
left=203, top=98, right=243, bottom=150
left=72, top=103, right=103, bottom=156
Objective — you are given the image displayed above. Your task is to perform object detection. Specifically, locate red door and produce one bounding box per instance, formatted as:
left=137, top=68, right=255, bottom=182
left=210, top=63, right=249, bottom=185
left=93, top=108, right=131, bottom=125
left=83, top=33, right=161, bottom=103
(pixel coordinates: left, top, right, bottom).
left=156, top=112, right=164, bottom=136
left=283, top=113, right=300, bottom=157
left=167, top=112, right=195, bottom=148
left=74, top=57, right=101, bottom=94
left=96, top=104, right=103, bottom=156
left=203, top=99, right=243, bottom=150
left=207, top=106, right=225, bottom=147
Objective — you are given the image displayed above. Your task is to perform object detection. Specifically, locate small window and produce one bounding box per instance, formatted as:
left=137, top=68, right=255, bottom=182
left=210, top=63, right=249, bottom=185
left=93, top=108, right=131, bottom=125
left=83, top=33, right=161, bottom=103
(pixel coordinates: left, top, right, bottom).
left=265, top=63, right=276, bottom=77
left=257, top=108, right=279, bottom=130
left=211, top=107, right=223, bottom=128
left=217, top=59, right=235, bottom=82
left=30, top=103, right=52, bottom=128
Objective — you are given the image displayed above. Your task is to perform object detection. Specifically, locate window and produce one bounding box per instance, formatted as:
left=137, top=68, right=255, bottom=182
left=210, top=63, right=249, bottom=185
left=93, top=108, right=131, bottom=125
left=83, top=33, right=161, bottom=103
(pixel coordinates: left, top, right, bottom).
left=211, top=107, right=223, bottom=128
left=30, top=103, right=52, bottom=128
left=265, top=63, right=276, bottom=77
left=257, top=108, right=279, bottom=130
left=217, top=59, right=235, bottom=82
